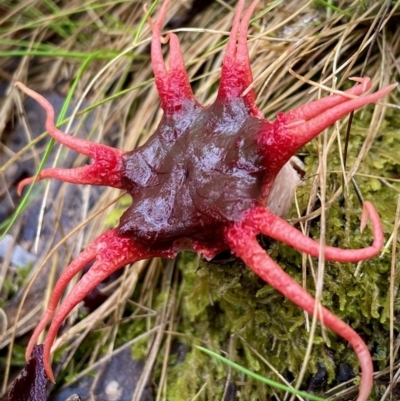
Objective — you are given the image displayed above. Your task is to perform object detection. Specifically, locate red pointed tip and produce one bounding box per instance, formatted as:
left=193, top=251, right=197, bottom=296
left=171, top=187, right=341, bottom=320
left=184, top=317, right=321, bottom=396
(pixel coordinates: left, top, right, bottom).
left=17, top=177, right=34, bottom=195
left=218, top=0, right=261, bottom=116
left=286, top=76, right=372, bottom=123
left=44, top=358, right=56, bottom=383
left=26, top=342, right=55, bottom=383
left=224, top=0, right=246, bottom=59
left=359, top=202, right=383, bottom=253
left=348, top=76, right=371, bottom=92
left=25, top=311, right=53, bottom=363
left=291, top=82, right=396, bottom=139
left=150, top=0, right=195, bottom=112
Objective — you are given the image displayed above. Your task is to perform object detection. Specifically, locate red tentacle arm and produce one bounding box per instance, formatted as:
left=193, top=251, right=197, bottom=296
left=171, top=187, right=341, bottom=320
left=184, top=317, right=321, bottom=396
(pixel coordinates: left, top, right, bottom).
left=257, top=78, right=397, bottom=173
left=252, top=201, right=383, bottom=262
left=225, top=204, right=382, bottom=401
left=284, top=77, right=372, bottom=123
left=15, top=82, right=125, bottom=194
left=218, top=0, right=262, bottom=117
left=25, top=229, right=166, bottom=383
left=151, top=0, right=195, bottom=114
left=25, top=243, right=97, bottom=366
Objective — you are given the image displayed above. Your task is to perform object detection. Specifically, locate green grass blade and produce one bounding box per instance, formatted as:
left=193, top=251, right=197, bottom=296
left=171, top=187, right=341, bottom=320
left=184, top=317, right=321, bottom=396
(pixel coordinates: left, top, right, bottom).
left=196, top=346, right=329, bottom=401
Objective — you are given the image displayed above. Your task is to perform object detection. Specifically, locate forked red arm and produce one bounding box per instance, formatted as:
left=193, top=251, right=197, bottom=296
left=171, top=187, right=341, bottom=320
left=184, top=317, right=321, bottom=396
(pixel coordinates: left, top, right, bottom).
left=224, top=203, right=381, bottom=401
left=15, top=82, right=125, bottom=194
left=257, top=78, right=397, bottom=174
left=26, top=229, right=169, bottom=383
left=150, top=0, right=196, bottom=114
left=217, top=0, right=263, bottom=117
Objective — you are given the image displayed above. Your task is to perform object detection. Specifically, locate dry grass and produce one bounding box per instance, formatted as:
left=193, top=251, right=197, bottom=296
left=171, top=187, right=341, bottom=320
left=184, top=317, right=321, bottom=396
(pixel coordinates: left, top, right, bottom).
left=0, top=0, right=399, bottom=400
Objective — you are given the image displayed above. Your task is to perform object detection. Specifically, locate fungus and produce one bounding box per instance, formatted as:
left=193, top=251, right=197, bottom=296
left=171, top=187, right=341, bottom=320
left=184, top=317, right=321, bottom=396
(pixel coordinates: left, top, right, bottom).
left=15, top=0, right=396, bottom=399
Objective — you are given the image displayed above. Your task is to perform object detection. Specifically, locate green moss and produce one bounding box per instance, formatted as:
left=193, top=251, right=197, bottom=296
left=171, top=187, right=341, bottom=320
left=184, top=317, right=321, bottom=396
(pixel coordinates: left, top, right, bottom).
left=1, top=265, right=32, bottom=306
left=166, top=346, right=226, bottom=400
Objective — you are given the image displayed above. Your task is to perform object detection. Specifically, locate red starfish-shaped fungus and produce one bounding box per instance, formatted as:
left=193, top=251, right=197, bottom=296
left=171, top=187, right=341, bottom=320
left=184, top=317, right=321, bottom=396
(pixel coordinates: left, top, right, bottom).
left=15, top=0, right=396, bottom=399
